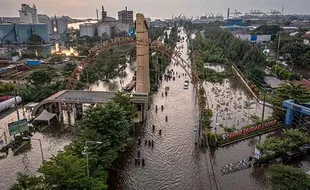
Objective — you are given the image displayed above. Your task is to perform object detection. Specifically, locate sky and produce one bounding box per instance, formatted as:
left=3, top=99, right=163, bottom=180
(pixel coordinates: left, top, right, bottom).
left=0, top=0, right=309, bottom=19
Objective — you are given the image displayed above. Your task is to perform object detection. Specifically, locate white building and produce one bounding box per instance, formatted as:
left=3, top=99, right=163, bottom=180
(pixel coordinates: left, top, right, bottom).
left=80, top=23, right=96, bottom=37
left=97, top=23, right=111, bottom=37
left=19, top=4, right=38, bottom=23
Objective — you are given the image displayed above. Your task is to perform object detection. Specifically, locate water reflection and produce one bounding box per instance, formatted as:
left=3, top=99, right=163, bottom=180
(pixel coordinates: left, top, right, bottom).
left=0, top=108, right=72, bottom=189
left=204, top=74, right=273, bottom=133
left=114, top=27, right=211, bottom=190
left=88, top=62, right=135, bottom=92
left=111, top=28, right=275, bottom=190
left=204, top=63, right=226, bottom=73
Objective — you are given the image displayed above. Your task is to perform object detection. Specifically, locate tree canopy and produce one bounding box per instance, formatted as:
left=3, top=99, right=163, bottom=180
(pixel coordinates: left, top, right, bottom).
left=80, top=48, right=127, bottom=84
left=0, top=83, right=15, bottom=95
left=269, top=82, right=310, bottom=120
left=11, top=93, right=136, bottom=189
left=267, top=164, right=310, bottom=190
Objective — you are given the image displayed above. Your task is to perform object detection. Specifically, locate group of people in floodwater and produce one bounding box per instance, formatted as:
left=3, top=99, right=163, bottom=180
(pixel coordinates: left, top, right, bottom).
left=134, top=108, right=166, bottom=167
left=134, top=68, right=188, bottom=167
left=163, top=68, right=186, bottom=83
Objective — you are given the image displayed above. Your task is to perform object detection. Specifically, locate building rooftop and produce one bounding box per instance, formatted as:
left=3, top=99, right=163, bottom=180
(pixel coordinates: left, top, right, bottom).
left=264, top=76, right=283, bottom=88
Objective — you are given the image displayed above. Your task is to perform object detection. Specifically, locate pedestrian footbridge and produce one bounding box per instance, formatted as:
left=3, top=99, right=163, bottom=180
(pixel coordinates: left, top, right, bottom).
left=32, top=90, right=115, bottom=117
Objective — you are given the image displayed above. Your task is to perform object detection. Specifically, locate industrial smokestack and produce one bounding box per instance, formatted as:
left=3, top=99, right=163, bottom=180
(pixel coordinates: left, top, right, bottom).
left=227, top=8, right=230, bottom=21
left=101, top=6, right=104, bottom=20
left=96, top=9, right=99, bottom=20
left=125, top=6, right=128, bottom=24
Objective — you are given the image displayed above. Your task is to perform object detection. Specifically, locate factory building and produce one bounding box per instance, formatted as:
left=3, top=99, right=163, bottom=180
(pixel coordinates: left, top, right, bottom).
left=80, top=23, right=96, bottom=37
left=97, top=24, right=111, bottom=37
left=19, top=4, right=38, bottom=23
left=53, top=16, right=68, bottom=34
left=38, top=14, right=53, bottom=34
left=79, top=6, right=131, bottom=38
left=118, top=7, right=134, bottom=25
left=0, top=23, right=50, bottom=44
left=0, top=17, right=21, bottom=24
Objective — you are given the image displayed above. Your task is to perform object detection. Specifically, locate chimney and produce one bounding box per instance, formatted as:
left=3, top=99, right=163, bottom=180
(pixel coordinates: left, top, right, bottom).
left=227, top=8, right=230, bottom=21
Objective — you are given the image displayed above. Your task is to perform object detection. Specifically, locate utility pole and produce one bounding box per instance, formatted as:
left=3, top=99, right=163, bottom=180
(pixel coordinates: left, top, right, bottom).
left=13, top=83, right=20, bottom=121
left=84, top=141, right=102, bottom=177
left=276, top=31, right=281, bottom=61
left=259, top=92, right=267, bottom=143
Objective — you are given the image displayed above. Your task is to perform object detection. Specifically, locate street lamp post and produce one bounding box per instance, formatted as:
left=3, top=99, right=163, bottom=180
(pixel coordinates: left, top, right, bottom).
left=84, top=141, right=102, bottom=177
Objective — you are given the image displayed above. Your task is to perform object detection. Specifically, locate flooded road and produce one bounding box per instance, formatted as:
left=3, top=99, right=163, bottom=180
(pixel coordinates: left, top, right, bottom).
left=111, top=28, right=275, bottom=190
left=0, top=108, right=72, bottom=189
left=113, top=28, right=211, bottom=190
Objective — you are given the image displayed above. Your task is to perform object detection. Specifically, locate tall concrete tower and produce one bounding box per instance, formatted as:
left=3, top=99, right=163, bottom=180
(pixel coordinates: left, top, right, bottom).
left=135, top=13, right=150, bottom=94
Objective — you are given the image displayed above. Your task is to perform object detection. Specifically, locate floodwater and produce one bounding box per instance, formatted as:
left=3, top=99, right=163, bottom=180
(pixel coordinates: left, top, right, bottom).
left=88, top=62, right=135, bottom=92
left=205, top=75, right=273, bottom=133
left=111, top=28, right=274, bottom=190
left=0, top=107, right=72, bottom=189
left=112, top=27, right=212, bottom=190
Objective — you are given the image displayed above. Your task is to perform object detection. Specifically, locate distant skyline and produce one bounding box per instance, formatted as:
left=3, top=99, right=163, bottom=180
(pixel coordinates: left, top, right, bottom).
left=0, top=0, right=309, bottom=19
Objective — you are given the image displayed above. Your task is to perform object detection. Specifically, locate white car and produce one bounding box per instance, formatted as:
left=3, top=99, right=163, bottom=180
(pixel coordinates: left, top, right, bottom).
left=184, top=80, right=189, bottom=89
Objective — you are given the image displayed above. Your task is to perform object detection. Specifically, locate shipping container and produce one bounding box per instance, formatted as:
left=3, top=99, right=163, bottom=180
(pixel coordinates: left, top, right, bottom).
left=27, top=60, right=41, bottom=66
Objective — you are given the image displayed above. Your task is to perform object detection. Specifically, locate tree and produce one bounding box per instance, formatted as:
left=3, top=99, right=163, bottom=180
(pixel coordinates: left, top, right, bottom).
left=76, top=45, right=90, bottom=56
left=281, top=42, right=310, bottom=66
left=0, top=83, right=15, bottom=95
left=11, top=150, right=107, bottom=190
left=21, top=68, right=66, bottom=102
left=10, top=173, right=45, bottom=190
left=26, top=69, right=56, bottom=88
left=251, top=25, right=280, bottom=35
left=258, top=129, right=310, bottom=159
left=78, top=102, right=130, bottom=153
left=38, top=150, right=107, bottom=190
left=110, top=91, right=137, bottom=120
left=267, top=164, right=310, bottom=190
left=81, top=48, right=126, bottom=82
left=269, top=82, right=310, bottom=120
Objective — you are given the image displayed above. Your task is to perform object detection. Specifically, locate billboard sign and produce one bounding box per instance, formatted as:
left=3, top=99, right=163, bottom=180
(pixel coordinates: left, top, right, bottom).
left=254, top=148, right=261, bottom=159
left=8, top=119, right=29, bottom=136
